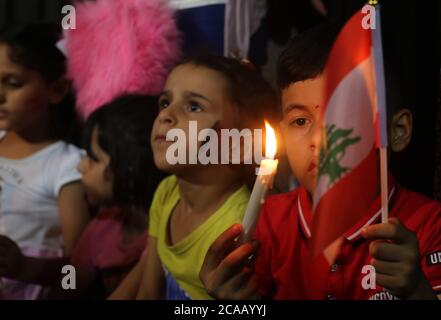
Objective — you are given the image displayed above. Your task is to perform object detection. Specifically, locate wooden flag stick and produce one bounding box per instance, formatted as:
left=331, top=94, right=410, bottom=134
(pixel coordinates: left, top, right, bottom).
left=380, top=147, right=389, bottom=223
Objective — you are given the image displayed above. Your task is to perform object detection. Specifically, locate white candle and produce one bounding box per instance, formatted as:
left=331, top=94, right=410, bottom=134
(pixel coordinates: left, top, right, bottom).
left=241, top=121, right=278, bottom=243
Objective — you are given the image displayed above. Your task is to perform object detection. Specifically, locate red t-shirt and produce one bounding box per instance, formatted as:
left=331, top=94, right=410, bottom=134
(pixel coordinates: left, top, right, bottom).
left=254, top=184, right=441, bottom=300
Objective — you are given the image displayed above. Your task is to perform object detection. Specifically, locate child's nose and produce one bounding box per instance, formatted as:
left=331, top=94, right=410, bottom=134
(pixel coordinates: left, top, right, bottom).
left=310, top=122, right=322, bottom=151
left=157, top=106, right=177, bottom=126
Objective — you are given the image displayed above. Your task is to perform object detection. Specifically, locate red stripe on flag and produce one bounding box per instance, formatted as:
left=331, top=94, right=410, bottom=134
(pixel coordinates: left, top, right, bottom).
left=323, top=11, right=372, bottom=113
left=311, top=145, right=378, bottom=262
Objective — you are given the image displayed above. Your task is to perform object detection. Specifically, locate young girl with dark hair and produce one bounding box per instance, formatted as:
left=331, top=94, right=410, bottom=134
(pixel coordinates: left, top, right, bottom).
left=0, top=94, right=164, bottom=299
left=0, top=22, right=89, bottom=299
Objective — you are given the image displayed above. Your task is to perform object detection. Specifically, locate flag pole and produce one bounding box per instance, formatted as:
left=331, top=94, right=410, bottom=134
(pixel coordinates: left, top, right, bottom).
left=380, top=147, right=388, bottom=223
left=373, top=4, right=389, bottom=223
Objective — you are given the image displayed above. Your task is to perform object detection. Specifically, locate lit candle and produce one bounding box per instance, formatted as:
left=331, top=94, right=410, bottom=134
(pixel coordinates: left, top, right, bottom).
left=241, top=121, right=278, bottom=243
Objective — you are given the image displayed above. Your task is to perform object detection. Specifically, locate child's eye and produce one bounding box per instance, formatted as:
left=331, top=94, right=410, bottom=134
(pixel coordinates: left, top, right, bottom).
left=3, top=77, right=23, bottom=88
left=187, top=101, right=203, bottom=113
left=158, top=98, right=170, bottom=110
left=289, top=117, right=311, bottom=128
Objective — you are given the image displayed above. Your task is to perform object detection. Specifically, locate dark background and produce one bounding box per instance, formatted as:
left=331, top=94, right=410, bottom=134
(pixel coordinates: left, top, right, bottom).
left=0, top=0, right=69, bottom=32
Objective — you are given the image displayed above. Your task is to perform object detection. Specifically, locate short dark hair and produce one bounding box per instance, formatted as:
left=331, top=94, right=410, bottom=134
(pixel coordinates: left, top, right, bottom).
left=179, top=54, right=279, bottom=128
left=0, top=22, right=80, bottom=143
left=0, top=22, right=65, bottom=82
left=83, top=95, right=164, bottom=211
left=277, top=22, right=340, bottom=91
left=277, top=20, right=403, bottom=122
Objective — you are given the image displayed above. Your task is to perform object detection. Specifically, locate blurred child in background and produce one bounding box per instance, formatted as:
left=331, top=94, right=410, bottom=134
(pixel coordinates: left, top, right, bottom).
left=0, top=22, right=89, bottom=299
left=0, top=95, right=164, bottom=299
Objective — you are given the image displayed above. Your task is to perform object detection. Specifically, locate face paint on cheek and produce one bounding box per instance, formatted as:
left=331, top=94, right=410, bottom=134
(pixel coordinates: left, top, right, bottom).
left=199, top=120, right=221, bottom=148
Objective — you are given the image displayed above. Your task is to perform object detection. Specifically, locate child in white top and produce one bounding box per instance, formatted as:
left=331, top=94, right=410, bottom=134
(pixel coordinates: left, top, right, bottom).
left=0, top=22, right=90, bottom=299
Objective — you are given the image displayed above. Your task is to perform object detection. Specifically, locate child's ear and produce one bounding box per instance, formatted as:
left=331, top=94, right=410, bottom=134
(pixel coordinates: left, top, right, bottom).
left=390, top=108, right=413, bottom=152
left=49, top=78, right=71, bottom=104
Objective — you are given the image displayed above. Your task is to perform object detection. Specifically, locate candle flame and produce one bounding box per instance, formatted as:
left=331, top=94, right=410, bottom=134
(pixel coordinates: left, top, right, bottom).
left=265, top=120, right=277, bottom=159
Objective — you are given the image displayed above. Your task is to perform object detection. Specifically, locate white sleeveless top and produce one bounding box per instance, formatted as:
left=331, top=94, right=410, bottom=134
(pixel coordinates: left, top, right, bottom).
left=0, top=133, right=84, bottom=299
left=0, top=135, right=83, bottom=252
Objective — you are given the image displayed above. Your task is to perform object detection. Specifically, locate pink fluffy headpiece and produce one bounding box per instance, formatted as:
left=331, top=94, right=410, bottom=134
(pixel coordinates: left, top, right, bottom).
left=66, top=0, right=181, bottom=119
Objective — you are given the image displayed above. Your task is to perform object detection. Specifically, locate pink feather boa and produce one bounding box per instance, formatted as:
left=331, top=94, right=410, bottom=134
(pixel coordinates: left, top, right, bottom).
left=67, top=0, right=181, bottom=119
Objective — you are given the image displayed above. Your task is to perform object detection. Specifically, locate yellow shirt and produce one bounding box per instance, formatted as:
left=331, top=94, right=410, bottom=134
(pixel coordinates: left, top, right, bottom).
left=149, top=175, right=250, bottom=299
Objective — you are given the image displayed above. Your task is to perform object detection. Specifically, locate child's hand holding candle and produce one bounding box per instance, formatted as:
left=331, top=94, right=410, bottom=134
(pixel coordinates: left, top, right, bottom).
left=241, top=121, right=278, bottom=243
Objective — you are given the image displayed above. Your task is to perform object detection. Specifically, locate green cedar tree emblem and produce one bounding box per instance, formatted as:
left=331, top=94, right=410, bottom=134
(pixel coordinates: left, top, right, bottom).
left=319, top=124, right=361, bottom=186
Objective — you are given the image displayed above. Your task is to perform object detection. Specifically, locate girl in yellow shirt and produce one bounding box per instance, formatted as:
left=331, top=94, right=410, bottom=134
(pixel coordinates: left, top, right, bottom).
left=137, top=55, right=277, bottom=300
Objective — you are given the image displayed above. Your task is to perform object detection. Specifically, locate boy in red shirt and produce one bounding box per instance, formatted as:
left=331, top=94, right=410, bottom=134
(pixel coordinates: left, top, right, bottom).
left=199, top=22, right=441, bottom=300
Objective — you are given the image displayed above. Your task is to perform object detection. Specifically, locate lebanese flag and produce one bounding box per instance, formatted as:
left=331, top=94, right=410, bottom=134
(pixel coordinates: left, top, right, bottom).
left=311, top=6, right=387, bottom=264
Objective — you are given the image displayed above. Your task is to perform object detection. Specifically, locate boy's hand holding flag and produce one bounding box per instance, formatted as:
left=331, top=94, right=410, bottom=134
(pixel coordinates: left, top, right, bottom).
left=311, top=5, right=437, bottom=299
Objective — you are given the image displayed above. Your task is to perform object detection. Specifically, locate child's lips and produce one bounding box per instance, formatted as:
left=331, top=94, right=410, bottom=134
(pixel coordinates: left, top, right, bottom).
left=308, top=162, right=317, bottom=172
left=155, top=134, right=166, bottom=141
left=154, top=133, right=175, bottom=144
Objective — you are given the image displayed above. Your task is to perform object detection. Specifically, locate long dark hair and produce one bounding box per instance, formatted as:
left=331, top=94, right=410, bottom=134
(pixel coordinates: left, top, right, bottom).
left=83, top=95, right=165, bottom=212
left=0, top=21, right=80, bottom=144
